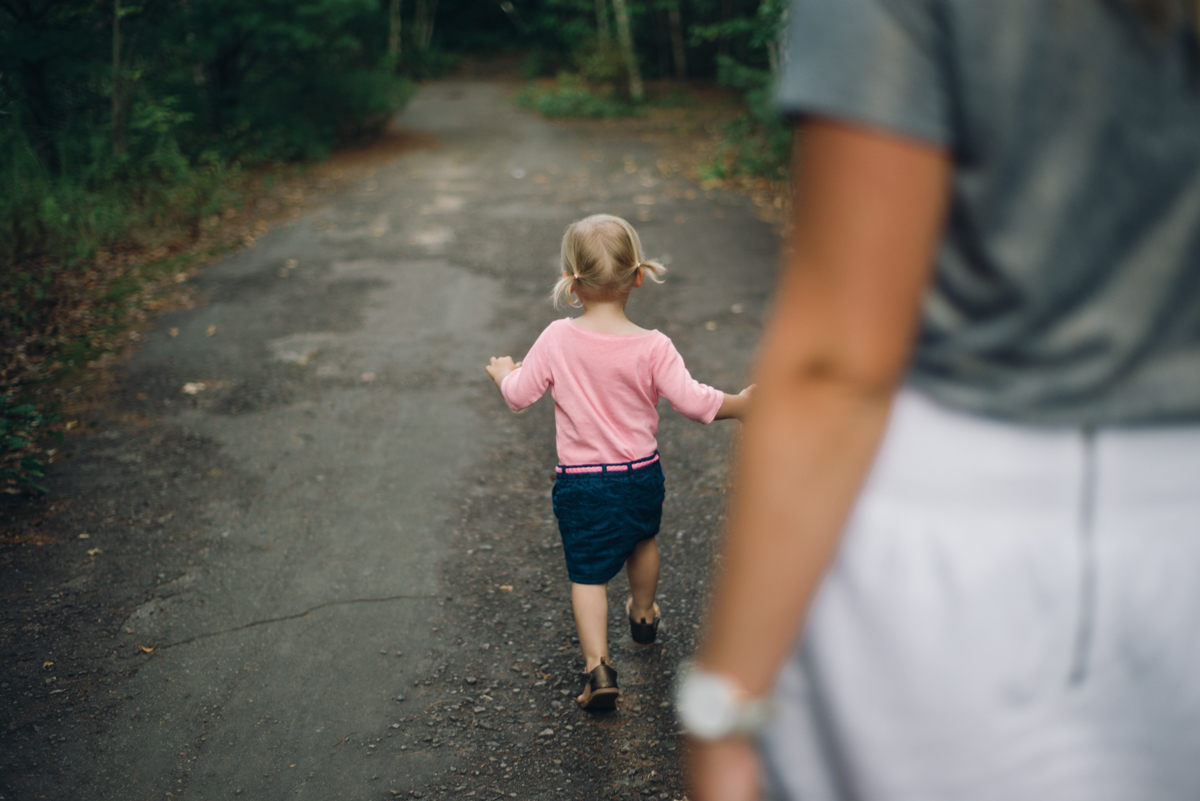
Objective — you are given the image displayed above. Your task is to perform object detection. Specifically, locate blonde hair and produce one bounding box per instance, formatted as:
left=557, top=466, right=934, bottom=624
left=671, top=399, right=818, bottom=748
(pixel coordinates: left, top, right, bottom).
left=552, top=214, right=667, bottom=309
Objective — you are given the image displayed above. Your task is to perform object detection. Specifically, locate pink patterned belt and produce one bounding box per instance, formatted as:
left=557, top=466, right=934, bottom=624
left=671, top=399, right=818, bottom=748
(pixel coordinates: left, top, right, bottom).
left=555, top=451, right=661, bottom=475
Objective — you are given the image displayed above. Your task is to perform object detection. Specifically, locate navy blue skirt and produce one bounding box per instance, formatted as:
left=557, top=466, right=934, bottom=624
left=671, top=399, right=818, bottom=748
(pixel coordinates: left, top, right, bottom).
left=551, top=455, right=665, bottom=585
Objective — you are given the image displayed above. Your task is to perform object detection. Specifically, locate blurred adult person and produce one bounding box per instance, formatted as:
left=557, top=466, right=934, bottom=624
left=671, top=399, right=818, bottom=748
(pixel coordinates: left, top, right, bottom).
left=677, top=1, right=1200, bottom=799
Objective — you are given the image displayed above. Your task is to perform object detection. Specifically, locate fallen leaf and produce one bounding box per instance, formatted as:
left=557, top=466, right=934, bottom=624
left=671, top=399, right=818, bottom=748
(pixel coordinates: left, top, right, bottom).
left=87, top=548, right=102, bottom=556
left=206, top=325, right=217, bottom=336
left=140, top=645, right=155, bottom=653
left=42, top=661, right=53, bottom=669
left=169, top=327, right=179, bottom=337
left=499, top=585, right=513, bottom=592
left=174, top=273, right=187, bottom=283
left=78, top=533, right=90, bottom=539
left=286, top=259, right=298, bottom=269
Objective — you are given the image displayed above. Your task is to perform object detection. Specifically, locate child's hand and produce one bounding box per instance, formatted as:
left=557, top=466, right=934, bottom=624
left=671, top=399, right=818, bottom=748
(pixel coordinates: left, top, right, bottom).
left=715, top=384, right=756, bottom=421
left=485, top=356, right=521, bottom=390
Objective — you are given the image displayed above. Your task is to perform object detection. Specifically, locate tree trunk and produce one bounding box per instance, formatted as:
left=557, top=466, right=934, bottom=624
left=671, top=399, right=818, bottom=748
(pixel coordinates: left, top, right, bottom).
left=414, top=0, right=437, bottom=51
left=18, top=59, right=60, bottom=174
left=718, top=0, right=732, bottom=61
left=596, top=0, right=610, bottom=41
left=112, top=0, right=125, bottom=156
left=388, top=0, right=402, bottom=58
left=655, top=7, right=668, bottom=78
left=423, top=0, right=439, bottom=50
left=610, top=0, right=643, bottom=101
left=414, top=0, right=427, bottom=52
left=667, top=4, right=686, bottom=80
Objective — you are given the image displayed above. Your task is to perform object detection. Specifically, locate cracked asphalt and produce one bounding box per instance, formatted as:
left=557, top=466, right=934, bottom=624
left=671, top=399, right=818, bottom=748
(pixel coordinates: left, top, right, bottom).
left=0, top=81, right=778, bottom=800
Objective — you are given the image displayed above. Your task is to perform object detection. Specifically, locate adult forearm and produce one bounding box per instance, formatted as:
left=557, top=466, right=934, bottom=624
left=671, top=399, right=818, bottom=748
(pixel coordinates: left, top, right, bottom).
left=686, top=114, right=949, bottom=801
left=697, top=373, right=894, bottom=696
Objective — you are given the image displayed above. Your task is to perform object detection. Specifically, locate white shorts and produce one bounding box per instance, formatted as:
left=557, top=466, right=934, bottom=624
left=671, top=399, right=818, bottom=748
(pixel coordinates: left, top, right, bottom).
left=761, top=389, right=1200, bottom=801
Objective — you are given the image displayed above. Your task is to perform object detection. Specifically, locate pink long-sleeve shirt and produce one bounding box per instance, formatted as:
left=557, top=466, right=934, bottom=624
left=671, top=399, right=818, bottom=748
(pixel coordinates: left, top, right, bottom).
left=500, top=318, right=725, bottom=466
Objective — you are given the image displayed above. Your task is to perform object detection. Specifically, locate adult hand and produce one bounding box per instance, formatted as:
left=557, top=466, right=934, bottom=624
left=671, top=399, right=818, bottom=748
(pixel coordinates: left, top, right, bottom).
left=686, top=737, right=760, bottom=801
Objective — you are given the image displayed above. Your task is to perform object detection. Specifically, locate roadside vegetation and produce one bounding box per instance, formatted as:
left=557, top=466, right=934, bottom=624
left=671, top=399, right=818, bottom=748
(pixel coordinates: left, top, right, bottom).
left=512, top=0, right=790, bottom=182
left=2, top=0, right=788, bottom=495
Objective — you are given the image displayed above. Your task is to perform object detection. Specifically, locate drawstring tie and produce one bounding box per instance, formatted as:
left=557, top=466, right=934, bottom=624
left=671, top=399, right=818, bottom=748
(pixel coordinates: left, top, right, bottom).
left=1069, top=426, right=1097, bottom=685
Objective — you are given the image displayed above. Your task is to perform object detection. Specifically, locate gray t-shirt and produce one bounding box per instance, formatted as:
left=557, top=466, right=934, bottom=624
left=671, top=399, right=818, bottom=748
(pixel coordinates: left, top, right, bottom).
left=779, top=0, right=1200, bottom=425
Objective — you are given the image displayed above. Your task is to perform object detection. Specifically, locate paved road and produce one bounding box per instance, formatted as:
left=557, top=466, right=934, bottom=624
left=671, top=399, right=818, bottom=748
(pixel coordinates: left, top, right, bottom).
left=0, top=81, right=778, bottom=800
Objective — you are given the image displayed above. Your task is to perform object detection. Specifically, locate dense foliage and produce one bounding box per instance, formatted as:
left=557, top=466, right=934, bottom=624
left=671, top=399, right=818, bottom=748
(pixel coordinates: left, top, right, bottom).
left=0, top=0, right=415, bottom=270
left=489, top=0, right=790, bottom=176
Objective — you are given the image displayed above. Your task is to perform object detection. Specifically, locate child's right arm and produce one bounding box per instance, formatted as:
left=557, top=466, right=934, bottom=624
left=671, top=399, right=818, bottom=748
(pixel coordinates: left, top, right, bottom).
left=486, top=330, right=553, bottom=412
left=485, top=356, right=522, bottom=390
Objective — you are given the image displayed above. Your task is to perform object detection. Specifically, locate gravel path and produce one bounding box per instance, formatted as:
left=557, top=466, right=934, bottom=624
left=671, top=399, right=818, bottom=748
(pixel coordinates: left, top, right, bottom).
left=0, top=80, right=778, bottom=801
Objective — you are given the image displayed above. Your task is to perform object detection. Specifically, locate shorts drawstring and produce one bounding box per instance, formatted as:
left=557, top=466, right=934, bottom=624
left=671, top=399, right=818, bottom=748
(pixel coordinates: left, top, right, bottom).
left=1069, top=426, right=1097, bottom=686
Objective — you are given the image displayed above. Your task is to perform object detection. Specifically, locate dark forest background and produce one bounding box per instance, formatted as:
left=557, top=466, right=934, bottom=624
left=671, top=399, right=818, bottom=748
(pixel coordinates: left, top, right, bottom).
left=0, top=0, right=786, bottom=493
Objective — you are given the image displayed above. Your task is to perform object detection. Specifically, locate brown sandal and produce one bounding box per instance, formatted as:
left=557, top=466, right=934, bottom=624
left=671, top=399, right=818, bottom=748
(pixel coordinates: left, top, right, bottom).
left=626, top=597, right=661, bottom=646
left=577, top=660, right=620, bottom=710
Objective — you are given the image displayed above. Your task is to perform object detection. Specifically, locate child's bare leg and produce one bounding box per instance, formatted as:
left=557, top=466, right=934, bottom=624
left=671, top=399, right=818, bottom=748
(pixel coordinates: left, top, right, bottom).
left=570, top=582, right=609, bottom=673
left=625, top=537, right=660, bottom=622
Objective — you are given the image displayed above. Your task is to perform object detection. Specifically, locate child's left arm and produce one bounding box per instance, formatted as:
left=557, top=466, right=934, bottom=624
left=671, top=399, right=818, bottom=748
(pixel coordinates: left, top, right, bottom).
left=714, top=384, right=755, bottom=421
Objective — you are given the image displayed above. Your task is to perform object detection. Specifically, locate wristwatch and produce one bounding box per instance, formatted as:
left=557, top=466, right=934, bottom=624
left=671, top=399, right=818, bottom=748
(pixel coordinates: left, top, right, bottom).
left=674, top=663, right=773, bottom=740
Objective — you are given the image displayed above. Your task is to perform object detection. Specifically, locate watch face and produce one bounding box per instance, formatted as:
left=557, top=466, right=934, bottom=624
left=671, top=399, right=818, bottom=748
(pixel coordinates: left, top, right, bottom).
left=679, top=671, right=737, bottom=739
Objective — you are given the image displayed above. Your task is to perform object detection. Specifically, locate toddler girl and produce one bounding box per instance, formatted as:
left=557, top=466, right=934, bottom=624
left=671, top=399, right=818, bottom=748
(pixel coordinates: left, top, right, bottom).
left=485, top=214, right=752, bottom=710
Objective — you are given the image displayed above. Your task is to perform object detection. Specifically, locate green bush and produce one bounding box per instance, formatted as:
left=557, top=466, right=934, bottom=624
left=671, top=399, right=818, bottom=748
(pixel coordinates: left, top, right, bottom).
left=516, top=74, right=638, bottom=119
left=706, top=56, right=791, bottom=181
left=0, top=394, right=59, bottom=495
left=574, top=38, right=626, bottom=87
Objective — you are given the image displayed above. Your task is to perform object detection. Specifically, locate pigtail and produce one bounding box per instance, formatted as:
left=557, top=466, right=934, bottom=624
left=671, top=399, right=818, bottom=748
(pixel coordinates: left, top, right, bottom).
left=551, top=273, right=582, bottom=309
left=636, top=260, right=667, bottom=284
